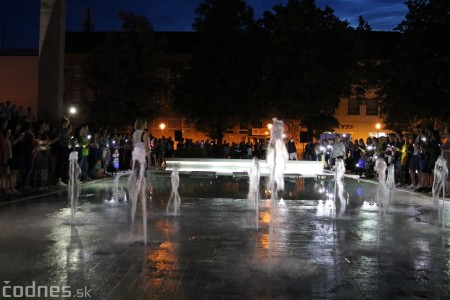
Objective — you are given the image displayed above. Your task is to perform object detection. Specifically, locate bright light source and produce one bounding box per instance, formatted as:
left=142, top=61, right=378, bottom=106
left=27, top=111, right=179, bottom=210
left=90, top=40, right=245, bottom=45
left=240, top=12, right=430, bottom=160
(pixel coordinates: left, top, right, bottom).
left=159, top=123, right=166, bottom=130
left=69, top=107, right=77, bottom=115
left=375, top=123, right=381, bottom=130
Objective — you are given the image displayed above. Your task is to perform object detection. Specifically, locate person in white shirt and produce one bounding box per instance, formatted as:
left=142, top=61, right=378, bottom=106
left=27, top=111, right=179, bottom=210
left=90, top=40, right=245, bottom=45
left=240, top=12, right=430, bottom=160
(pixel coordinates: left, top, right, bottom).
left=331, top=135, right=346, bottom=168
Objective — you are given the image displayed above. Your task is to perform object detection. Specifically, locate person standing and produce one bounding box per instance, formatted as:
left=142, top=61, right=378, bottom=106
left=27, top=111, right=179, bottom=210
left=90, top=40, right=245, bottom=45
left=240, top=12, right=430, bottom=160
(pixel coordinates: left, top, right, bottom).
left=99, top=128, right=110, bottom=172
left=0, top=118, right=12, bottom=197
left=78, top=124, right=91, bottom=182
left=33, top=121, right=51, bottom=190
left=52, top=117, right=70, bottom=186
left=313, top=140, right=322, bottom=162
left=304, top=140, right=313, bottom=161
left=112, top=148, right=120, bottom=174
left=398, top=135, right=412, bottom=186
left=22, top=122, right=38, bottom=189
left=331, top=135, right=346, bottom=169
left=131, top=117, right=149, bottom=172
left=407, top=126, right=423, bottom=189
left=165, top=136, right=175, bottom=159
left=8, top=121, right=25, bottom=193
left=286, top=138, right=298, bottom=160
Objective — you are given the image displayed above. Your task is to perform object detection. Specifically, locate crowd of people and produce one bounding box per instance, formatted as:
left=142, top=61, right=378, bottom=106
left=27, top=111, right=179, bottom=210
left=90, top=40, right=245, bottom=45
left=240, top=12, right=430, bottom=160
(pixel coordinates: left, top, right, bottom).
left=0, top=114, right=176, bottom=199
left=302, top=126, right=450, bottom=196
left=1, top=101, right=450, bottom=199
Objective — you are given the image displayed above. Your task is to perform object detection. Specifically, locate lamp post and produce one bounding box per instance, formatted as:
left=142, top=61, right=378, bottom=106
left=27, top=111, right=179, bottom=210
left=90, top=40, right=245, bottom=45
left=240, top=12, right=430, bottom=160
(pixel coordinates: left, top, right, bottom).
left=375, top=123, right=381, bottom=137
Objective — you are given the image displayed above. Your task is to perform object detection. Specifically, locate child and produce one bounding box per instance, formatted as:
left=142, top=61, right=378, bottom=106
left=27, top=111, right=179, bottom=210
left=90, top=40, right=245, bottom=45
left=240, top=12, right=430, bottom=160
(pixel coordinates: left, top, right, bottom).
left=90, top=159, right=105, bottom=179
left=112, top=148, right=120, bottom=174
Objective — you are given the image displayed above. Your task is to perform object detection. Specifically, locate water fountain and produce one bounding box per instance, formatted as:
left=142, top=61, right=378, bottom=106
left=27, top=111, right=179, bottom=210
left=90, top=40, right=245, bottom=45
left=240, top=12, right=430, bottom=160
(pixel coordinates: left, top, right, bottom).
left=166, top=167, right=181, bottom=217
left=247, top=157, right=260, bottom=229
left=266, top=118, right=289, bottom=195
left=374, top=157, right=388, bottom=249
left=266, top=118, right=289, bottom=255
left=334, top=158, right=346, bottom=217
left=374, top=157, right=388, bottom=212
left=386, top=164, right=395, bottom=204
left=127, top=147, right=148, bottom=245
left=68, top=151, right=81, bottom=225
left=432, top=156, right=449, bottom=228
left=111, top=173, right=126, bottom=202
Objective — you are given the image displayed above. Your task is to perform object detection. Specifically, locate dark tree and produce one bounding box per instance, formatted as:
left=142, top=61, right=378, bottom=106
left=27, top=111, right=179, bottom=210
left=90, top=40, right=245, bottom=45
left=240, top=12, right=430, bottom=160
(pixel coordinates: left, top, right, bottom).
left=173, top=0, right=262, bottom=143
left=379, top=0, right=450, bottom=131
left=259, top=0, right=358, bottom=126
left=84, top=12, right=164, bottom=127
left=300, top=113, right=340, bottom=139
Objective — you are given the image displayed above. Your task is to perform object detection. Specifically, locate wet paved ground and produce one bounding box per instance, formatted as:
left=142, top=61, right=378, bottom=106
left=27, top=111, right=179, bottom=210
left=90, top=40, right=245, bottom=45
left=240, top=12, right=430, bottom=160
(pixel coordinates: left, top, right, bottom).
left=1, top=172, right=450, bottom=299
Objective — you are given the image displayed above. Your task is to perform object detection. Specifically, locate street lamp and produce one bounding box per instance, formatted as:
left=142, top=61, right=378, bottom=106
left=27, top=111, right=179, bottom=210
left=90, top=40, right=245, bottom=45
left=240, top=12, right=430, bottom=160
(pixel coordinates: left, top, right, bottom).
left=69, top=106, right=77, bottom=115
left=375, top=123, right=381, bottom=137
left=266, top=123, right=273, bottom=137
left=159, top=123, right=166, bottom=137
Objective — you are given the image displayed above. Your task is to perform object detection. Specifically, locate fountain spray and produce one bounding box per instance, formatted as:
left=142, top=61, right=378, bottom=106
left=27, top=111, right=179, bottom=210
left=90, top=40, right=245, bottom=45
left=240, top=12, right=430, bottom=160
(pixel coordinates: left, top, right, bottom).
left=166, top=167, right=181, bottom=217
left=266, top=118, right=289, bottom=256
left=127, top=147, right=148, bottom=245
left=248, top=157, right=260, bottom=229
left=432, top=156, right=449, bottom=228
left=334, top=158, right=346, bottom=217
left=68, top=151, right=81, bottom=224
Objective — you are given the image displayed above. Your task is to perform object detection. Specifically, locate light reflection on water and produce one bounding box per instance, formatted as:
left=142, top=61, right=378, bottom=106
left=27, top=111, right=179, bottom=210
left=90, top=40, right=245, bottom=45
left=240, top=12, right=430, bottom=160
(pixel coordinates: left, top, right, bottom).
left=2, top=174, right=450, bottom=298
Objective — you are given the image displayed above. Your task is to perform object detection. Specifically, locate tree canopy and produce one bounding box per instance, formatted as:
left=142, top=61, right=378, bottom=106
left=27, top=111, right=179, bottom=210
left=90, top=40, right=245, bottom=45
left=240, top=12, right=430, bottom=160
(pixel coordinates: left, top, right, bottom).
left=379, top=0, right=450, bottom=131
left=172, top=0, right=262, bottom=142
left=258, top=0, right=358, bottom=120
left=84, top=12, right=164, bottom=127
left=173, top=0, right=362, bottom=139
left=80, top=0, right=450, bottom=136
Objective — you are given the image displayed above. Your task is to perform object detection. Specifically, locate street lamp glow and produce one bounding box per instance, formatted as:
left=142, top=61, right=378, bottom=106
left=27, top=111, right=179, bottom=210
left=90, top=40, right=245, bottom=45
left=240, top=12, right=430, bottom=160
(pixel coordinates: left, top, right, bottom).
left=159, top=123, right=166, bottom=130
left=266, top=123, right=273, bottom=137
left=375, top=123, right=381, bottom=137
left=69, top=107, right=77, bottom=115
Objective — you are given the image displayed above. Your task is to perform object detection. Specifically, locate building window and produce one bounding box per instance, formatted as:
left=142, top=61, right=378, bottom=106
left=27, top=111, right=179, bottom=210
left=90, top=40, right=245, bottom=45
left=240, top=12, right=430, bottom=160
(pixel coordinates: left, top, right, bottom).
left=366, top=99, right=379, bottom=116
left=239, top=122, right=249, bottom=134
left=252, top=120, right=263, bottom=128
left=168, top=118, right=180, bottom=129
left=182, top=119, right=192, bottom=129
left=347, top=99, right=360, bottom=115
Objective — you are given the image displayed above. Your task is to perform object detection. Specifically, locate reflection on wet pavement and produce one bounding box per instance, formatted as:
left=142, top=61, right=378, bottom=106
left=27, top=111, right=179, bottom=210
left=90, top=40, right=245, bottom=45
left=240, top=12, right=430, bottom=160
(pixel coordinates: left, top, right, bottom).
left=0, top=173, right=450, bottom=299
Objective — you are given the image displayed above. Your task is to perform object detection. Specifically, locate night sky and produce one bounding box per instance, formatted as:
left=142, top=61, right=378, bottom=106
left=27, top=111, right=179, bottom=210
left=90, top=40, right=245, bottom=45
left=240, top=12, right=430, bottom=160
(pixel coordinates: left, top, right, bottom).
left=1, top=0, right=408, bottom=49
